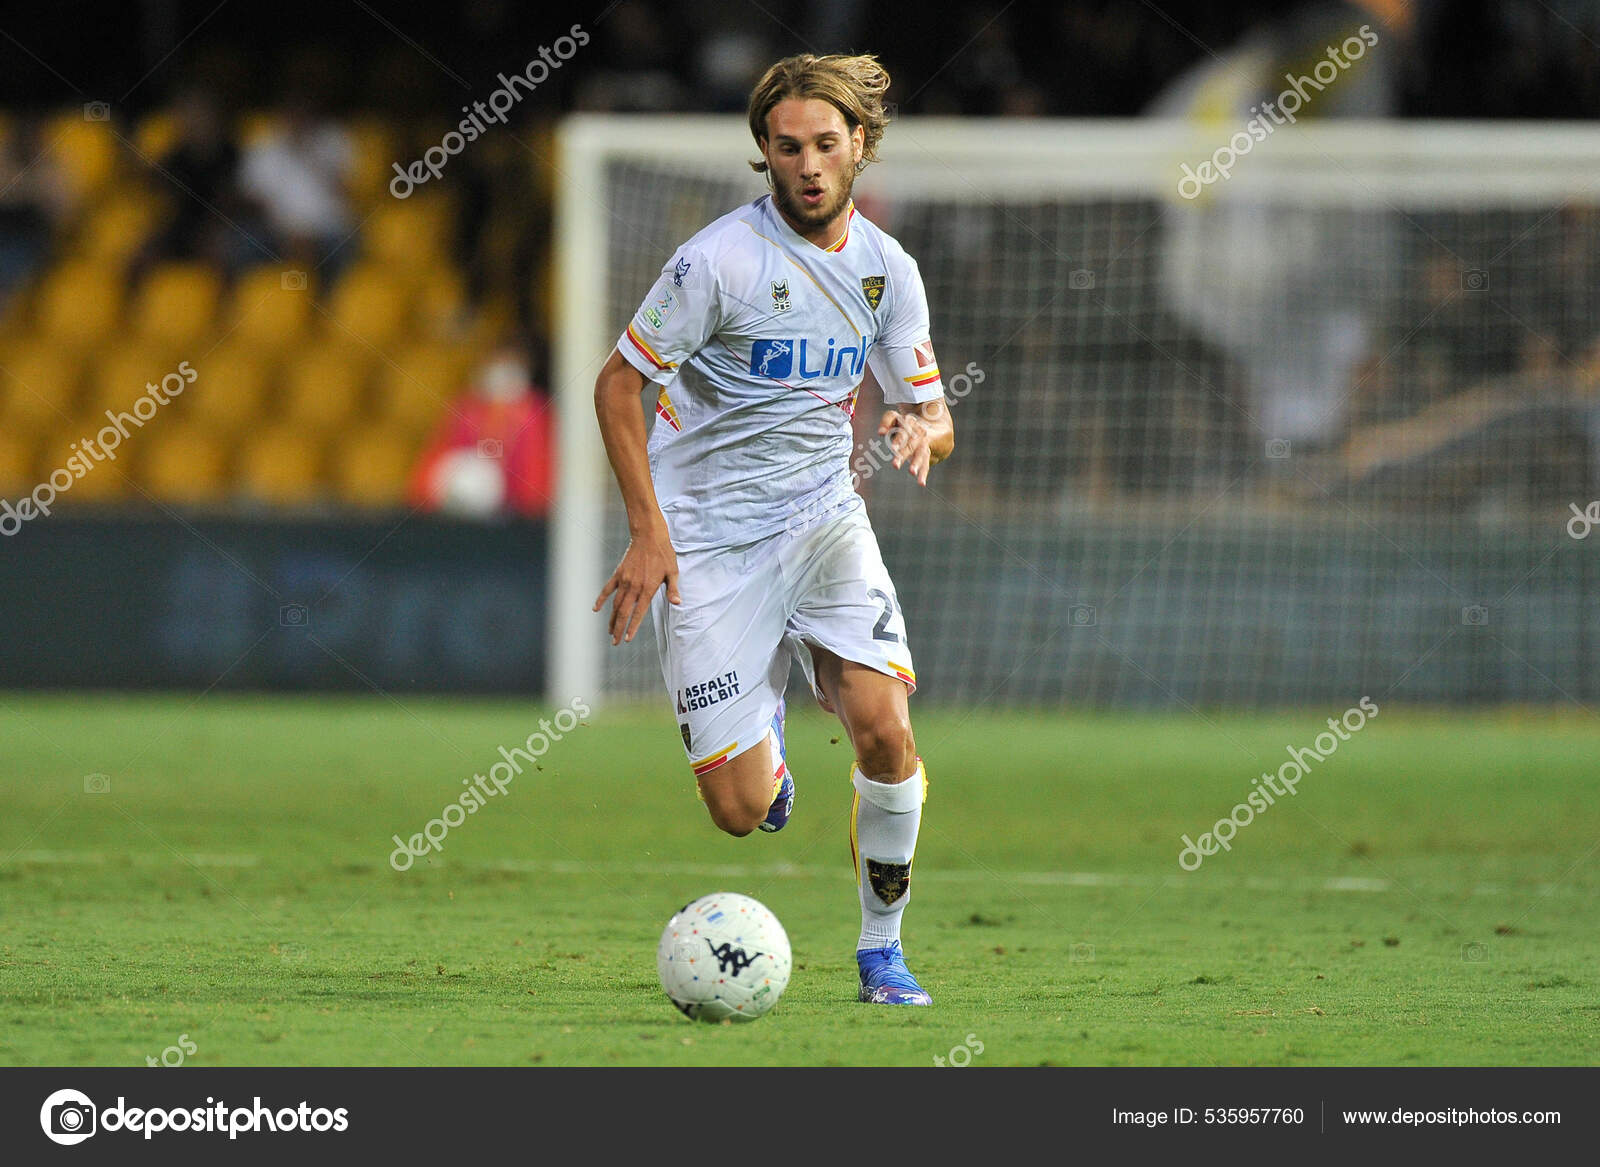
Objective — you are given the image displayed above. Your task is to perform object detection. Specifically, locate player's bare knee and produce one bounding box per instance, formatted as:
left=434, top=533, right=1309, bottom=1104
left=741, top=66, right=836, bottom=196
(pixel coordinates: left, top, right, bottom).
left=853, top=714, right=915, bottom=779
left=698, top=778, right=766, bottom=837
left=704, top=798, right=763, bottom=837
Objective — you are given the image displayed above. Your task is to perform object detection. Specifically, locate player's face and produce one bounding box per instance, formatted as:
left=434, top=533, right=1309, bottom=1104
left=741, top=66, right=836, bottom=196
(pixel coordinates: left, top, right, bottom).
left=761, top=98, right=863, bottom=238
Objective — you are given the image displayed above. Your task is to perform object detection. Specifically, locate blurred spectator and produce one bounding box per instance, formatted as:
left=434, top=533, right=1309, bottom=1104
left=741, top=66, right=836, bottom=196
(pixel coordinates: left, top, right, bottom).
left=1150, top=0, right=1408, bottom=449
left=137, top=87, right=240, bottom=273
left=236, top=93, right=355, bottom=275
left=693, top=28, right=773, bottom=113
left=571, top=0, right=691, bottom=112
left=409, top=341, right=555, bottom=518
left=1400, top=249, right=1517, bottom=392
left=1402, top=0, right=1600, bottom=118
left=946, top=9, right=1025, bottom=116
left=0, top=116, right=72, bottom=311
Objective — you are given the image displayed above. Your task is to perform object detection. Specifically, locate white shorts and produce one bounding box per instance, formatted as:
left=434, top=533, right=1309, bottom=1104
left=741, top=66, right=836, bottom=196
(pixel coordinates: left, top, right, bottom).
left=651, top=500, right=917, bottom=781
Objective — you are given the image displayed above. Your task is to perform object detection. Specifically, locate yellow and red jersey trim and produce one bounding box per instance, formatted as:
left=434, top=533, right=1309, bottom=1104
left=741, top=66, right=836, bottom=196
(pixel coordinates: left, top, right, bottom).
left=691, top=742, right=738, bottom=777
left=823, top=203, right=856, bottom=252
left=904, top=368, right=941, bottom=388
left=655, top=387, right=682, bottom=431
left=887, top=659, right=917, bottom=685
left=625, top=323, right=674, bottom=371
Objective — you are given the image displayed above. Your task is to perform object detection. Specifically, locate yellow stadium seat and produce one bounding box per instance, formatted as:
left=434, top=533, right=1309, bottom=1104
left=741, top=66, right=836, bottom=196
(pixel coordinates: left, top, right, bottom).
left=45, top=111, right=118, bottom=198
left=0, top=346, right=84, bottom=429
left=130, top=262, right=222, bottom=348
left=414, top=270, right=468, bottom=340
left=0, top=431, right=35, bottom=494
left=280, top=345, right=368, bottom=430
left=84, top=346, right=184, bottom=418
left=47, top=423, right=130, bottom=501
left=372, top=344, right=469, bottom=431
left=140, top=425, right=228, bottom=503
left=34, top=260, right=125, bottom=348
left=238, top=426, right=324, bottom=505
left=227, top=264, right=313, bottom=350
left=235, top=112, right=280, bottom=147
left=182, top=345, right=270, bottom=437
left=0, top=284, right=26, bottom=341
left=72, top=192, right=162, bottom=267
left=331, top=426, right=418, bottom=506
left=326, top=262, right=411, bottom=349
left=348, top=118, right=397, bottom=206
left=134, top=110, right=179, bottom=160
left=363, top=198, right=450, bottom=268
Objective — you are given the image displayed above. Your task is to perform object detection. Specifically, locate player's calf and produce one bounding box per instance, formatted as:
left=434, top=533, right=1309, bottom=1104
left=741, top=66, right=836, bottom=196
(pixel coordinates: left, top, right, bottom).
left=695, top=736, right=782, bottom=837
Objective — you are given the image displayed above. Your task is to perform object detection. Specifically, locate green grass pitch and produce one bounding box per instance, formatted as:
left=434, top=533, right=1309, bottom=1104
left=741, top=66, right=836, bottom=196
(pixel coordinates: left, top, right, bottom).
left=2, top=693, right=1597, bottom=1066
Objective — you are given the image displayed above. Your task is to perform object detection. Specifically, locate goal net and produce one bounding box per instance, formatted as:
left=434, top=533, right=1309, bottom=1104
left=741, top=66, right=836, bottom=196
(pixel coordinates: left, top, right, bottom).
left=552, top=116, right=1600, bottom=709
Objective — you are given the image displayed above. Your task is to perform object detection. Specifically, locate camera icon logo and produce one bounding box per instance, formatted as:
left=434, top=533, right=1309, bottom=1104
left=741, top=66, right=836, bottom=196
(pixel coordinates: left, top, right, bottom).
left=1265, top=438, right=1291, bottom=460
left=1068, top=269, right=1095, bottom=291
left=40, top=1089, right=97, bottom=1145
left=281, top=270, right=307, bottom=291
left=279, top=603, right=310, bottom=628
left=82, top=101, right=110, bottom=122
left=1461, top=605, right=1489, bottom=626
left=477, top=438, right=504, bottom=460
left=1461, top=942, right=1488, bottom=962
left=1069, top=942, right=1096, bottom=962
left=1460, top=269, right=1489, bottom=291
left=83, top=773, right=110, bottom=794
left=1068, top=604, right=1097, bottom=627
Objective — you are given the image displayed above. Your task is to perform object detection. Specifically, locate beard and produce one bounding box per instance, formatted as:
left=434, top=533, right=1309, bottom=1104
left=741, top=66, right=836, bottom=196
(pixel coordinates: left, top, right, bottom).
left=771, top=166, right=856, bottom=233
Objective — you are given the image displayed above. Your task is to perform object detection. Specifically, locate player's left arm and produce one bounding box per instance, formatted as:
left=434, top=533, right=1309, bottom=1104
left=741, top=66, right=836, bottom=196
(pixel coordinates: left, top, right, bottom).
left=878, top=397, right=953, bottom=487
left=865, top=248, right=955, bottom=487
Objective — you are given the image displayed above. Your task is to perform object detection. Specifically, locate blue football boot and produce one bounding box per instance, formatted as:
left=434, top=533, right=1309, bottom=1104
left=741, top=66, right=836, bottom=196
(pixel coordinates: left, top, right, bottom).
left=857, top=941, right=933, bottom=1005
left=758, top=699, right=794, bottom=833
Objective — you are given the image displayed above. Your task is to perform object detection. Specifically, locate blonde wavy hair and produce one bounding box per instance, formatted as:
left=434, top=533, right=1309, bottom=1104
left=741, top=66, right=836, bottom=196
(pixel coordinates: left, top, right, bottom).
left=747, top=53, right=892, bottom=176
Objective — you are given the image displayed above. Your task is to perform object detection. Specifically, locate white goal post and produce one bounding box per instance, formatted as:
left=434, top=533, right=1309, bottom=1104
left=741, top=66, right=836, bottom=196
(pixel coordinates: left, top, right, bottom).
left=551, top=115, right=1600, bottom=707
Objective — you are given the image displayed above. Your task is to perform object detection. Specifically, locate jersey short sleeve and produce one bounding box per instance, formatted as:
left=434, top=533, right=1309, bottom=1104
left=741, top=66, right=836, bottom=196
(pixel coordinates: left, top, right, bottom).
left=617, top=245, right=719, bottom=386
left=867, top=254, right=944, bottom=405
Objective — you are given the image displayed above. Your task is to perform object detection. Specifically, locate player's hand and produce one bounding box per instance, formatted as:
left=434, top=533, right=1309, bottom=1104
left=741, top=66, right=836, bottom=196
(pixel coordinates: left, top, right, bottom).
left=594, top=522, right=681, bottom=645
left=878, top=408, right=941, bottom=486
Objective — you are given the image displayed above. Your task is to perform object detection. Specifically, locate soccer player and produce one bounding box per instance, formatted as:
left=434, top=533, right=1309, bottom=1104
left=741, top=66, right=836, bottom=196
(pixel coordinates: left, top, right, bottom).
left=592, top=53, right=953, bottom=1006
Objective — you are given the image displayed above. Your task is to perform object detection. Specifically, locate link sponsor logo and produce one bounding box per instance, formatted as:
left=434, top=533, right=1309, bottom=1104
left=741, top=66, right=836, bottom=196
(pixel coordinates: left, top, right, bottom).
left=750, top=338, right=866, bottom=381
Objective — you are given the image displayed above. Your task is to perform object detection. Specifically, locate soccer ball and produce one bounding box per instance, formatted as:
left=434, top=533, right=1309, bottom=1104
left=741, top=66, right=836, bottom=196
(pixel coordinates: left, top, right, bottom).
left=657, top=892, right=791, bottom=1022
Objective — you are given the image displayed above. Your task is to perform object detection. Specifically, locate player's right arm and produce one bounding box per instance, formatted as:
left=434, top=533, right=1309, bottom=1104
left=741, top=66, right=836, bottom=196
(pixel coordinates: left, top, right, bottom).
left=594, top=243, right=718, bottom=644
left=592, top=348, right=681, bottom=645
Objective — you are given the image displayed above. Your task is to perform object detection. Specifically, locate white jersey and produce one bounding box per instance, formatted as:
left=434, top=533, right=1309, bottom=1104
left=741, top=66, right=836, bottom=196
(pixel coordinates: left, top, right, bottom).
left=616, top=194, right=945, bottom=551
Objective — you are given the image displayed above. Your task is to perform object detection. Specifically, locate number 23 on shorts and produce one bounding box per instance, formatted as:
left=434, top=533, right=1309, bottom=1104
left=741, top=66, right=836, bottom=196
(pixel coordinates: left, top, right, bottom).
left=868, top=587, right=902, bottom=642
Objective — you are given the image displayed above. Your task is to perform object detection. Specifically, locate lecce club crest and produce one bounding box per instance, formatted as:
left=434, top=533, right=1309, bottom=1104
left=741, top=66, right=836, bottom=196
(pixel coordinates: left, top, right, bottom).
left=861, top=274, right=885, bottom=311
